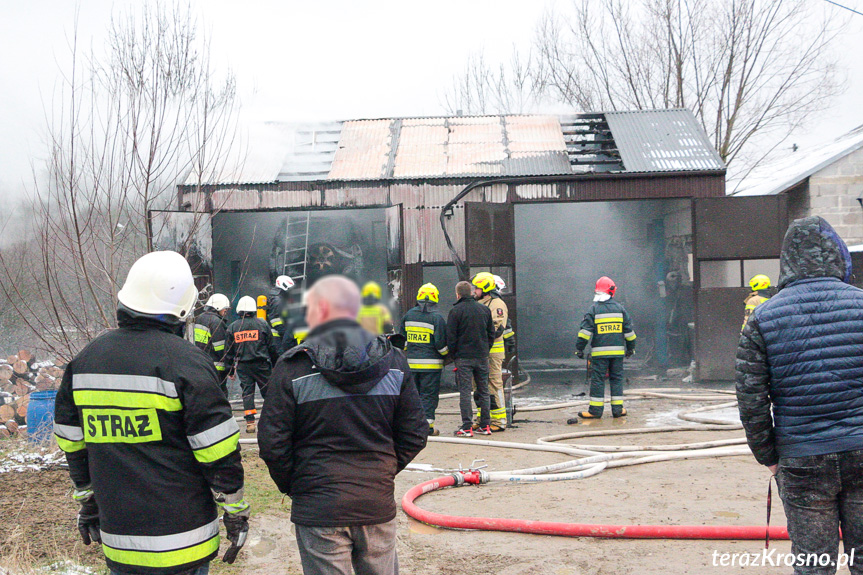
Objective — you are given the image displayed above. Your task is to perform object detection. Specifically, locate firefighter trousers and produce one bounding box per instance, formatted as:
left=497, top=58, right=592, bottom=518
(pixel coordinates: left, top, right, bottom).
left=413, top=370, right=442, bottom=424
left=474, top=354, right=506, bottom=428
left=588, top=357, right=625, bottom=417
left=237, top=359, right=271, bottom=421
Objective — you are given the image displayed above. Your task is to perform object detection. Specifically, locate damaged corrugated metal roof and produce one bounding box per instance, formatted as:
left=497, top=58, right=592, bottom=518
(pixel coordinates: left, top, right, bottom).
left=603, top=109, right=725, bottom=173
left=196, top=110, right=722, bottom=186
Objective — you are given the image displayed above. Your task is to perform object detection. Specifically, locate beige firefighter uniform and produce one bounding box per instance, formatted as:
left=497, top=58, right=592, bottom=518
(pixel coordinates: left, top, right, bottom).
left=741, top=291, right=770, bottom=332
left=476, top=294, right=508, bottom=429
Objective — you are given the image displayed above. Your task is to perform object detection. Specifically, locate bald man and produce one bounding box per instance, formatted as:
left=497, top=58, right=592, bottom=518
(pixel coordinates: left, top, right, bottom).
left=259, top=275, right=427, bottom=575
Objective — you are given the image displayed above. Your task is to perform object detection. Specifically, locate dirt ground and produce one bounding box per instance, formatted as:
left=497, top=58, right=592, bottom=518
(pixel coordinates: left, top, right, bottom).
left=1, top=389, right=854, bottom=575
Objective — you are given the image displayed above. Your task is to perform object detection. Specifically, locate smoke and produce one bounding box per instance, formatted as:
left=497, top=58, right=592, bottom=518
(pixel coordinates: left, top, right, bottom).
left=515, top=199, right=692, bottom=364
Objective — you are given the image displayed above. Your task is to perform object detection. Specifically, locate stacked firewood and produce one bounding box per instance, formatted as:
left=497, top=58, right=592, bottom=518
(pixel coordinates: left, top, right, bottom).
left=0, top=350, right=64, bottom=438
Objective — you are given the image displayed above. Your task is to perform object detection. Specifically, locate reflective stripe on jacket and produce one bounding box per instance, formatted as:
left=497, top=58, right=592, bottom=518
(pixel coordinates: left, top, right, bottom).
left=399, top=303, right=448, bottom=371
left=479, top=294, right=508, bottom=356
left=576, top=299, right=636, bottom=357
left=358, top=304, right=393, bottom=336
left=192, top=308, right=228, bottom=372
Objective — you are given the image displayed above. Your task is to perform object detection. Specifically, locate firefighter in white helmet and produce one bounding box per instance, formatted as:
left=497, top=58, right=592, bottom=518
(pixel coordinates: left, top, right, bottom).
left=226, top=296, right=280, bottom=434
left=267, top=275, right=296, bottom=352
left=472, top=272, right=508, bottom=431
left=53, top=251, right=249, bottom=574
left=193, top=293, right=231, bottom=396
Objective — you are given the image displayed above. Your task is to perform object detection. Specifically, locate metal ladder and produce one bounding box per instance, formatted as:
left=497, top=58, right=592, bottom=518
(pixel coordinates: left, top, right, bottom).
left=282, top=213, right=310, bottom=302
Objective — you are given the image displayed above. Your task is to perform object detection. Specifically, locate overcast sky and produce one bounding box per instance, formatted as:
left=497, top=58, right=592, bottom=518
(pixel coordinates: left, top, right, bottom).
left=2, top=0, right=863, bottom=197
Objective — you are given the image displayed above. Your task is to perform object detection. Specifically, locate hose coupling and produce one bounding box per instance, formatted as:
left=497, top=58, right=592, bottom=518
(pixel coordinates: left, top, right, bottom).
left=450, top=473, right=466, bottom=487
left=461, top=470, right=489, bottom=485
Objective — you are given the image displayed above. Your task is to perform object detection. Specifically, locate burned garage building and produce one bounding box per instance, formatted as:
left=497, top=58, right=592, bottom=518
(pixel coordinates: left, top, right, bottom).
left=160, top=109, right=788, bottom=381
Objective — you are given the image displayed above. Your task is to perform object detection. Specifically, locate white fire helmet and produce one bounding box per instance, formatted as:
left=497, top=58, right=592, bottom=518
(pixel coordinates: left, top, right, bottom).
left=275, top=275, right=295, bottom=291
left=205, top=293, right=230, bottom=311
left=117, top=251, right=198, bottom=320
left=236, top=296, right=257, bottom=314
left=493, top=275, right=506, bottom=291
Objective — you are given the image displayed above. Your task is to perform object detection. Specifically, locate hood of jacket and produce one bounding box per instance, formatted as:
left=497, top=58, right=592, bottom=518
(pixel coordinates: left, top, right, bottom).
left=416, top=301, right=438, bottom=314
left=778, top=216, right=852, bottom=289
left=288, top=318, right=395, bottom=394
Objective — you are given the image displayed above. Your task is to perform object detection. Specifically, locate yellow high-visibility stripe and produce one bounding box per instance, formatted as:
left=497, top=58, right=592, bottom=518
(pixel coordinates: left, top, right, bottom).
left=192, top=432, right=240, bottom=463
left=102, top=535, right=219, bottom=568
left=406, top=326, right=434, bottom=334
left=589, top=401, right=605, bottom=407
left=270, top=318, right=284, bottom=327
left=56, top=435, right=86, bottom=453
left=73, top=390, right=182, bottom=412
left=591, top=350, right=625, bottom=357
left=193, top=327, right=211, bottom=345
left=578, top=332, right=591, bottom=340
left=408, top=363, right=444, bottom=370
left=625, top=332, right=637, bottom=342
left=595, top=318, right=623, bottom=324
left=610, top=399, right=624, bottom=405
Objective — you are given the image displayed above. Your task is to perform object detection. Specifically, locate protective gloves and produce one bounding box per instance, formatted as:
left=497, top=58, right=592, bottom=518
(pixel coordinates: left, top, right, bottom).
left=576, top=350, right=585, bottom=359
left=214, top=489, right=251, bottom=564
left=625, top=349, right=634, bottom=358
left=73, top=487, right=101, bottom=545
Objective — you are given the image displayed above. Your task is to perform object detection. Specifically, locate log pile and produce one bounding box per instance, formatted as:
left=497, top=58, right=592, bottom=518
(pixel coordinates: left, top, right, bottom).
left=0, top=350, right=63, bottom=438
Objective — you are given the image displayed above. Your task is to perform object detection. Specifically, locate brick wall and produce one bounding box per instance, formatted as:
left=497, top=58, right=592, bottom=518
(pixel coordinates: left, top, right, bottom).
left=806, top=147, right=863, bottom=245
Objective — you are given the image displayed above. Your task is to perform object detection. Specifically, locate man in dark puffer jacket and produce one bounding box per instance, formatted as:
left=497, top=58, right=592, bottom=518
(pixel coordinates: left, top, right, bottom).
left=736, top=216, right=863, bottom=575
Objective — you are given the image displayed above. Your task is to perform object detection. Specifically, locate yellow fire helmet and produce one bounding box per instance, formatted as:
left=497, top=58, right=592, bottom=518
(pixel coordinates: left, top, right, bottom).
left=749, top=274, right=771, bottom=291
left=417, top=283, right=439, bottom=303
left=472, top=272, right=496, bottom=293
left=361, top=281, right=382, bottom=300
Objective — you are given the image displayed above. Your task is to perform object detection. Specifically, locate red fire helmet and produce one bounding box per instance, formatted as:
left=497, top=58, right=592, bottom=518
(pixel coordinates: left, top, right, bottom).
left=595, top=276, right=616, bottom=296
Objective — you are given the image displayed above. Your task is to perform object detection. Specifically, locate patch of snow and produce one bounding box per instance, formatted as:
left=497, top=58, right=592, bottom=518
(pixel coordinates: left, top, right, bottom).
left=0, top=446, right=64, bottom=473
left=39, top=560, right=98, bottom=575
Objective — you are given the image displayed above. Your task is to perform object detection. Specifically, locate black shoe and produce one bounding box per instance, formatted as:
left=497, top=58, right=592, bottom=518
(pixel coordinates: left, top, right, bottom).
left=613, top=408, right=628, bottom=418
left=454, top=427, right=473, bottom=437
left=475, top=425, right=492, bottom=436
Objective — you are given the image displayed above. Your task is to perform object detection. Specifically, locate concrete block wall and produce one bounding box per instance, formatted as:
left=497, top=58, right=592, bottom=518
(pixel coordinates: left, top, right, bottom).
left=807, top=147, right=863, bottom=245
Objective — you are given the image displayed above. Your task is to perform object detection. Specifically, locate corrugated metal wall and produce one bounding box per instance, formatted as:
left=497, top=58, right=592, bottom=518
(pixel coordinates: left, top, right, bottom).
left=180, top=172, right=724, bottom=267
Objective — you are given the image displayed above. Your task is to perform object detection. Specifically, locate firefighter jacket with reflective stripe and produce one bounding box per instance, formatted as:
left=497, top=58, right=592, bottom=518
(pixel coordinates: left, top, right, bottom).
left=192, top=308, right=228, bottom=372
left=358, top=303, right=393, bottom=335
left=575, top=299, right=636, bottom=357
left=267, top=288, right=290, bottom=340
left=53, top=310, right=243, bottom=575
left=479, top=294, right=507, bottom=356
left=398, top=303, right=448, bottom=371
left=225, top=315, right=280, bottom=366
left=742, top=290, right=770, bottom=331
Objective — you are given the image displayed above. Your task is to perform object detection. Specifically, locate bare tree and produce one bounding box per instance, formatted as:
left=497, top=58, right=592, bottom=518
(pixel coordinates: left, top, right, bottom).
left=0, top=3, right=238, bottom=361
left=443, top=48, right=545, bottom=115
left=447, top=0, right=843, bottom=168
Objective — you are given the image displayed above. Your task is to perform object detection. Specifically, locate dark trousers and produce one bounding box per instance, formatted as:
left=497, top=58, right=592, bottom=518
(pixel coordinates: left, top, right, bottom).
left=413, top=370, right=442, bottom=423
left=776, top=450, right=863, bottom=574
left=236, top=360, right=270, bottom=421
left=455, top=358, right=489, bottom=429
left=588, top=357, right=625, bottom=416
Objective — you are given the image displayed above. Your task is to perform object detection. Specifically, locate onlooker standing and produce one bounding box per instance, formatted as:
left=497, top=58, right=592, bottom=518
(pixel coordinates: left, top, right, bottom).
left=446, top=280, right=495, bottom=437
left=737, top=216, right=863, bottom=575
left=225, top=296, right=280, bottom=434
left=472, top=272, right=509, bottom=431
left=192, top=293, right=232, bottom=396
left=54, top=251, right=249, bottom=575
left=399, top=283, right=449, bottom=436
left=259, top=275, right=427, bottom=575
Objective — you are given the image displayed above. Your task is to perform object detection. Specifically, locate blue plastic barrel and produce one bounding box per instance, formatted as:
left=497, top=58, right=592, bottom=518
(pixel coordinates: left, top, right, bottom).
left=26, top=390, right=57, bottom=443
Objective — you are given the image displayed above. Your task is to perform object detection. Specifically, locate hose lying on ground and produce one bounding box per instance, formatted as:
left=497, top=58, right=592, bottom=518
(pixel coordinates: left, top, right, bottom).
left=400, top=402, right=788, bottom=540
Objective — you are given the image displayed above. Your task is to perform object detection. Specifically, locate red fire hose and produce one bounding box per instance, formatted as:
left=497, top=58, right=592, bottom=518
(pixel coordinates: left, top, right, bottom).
left=402, top=474, right=790, bottom=540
